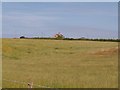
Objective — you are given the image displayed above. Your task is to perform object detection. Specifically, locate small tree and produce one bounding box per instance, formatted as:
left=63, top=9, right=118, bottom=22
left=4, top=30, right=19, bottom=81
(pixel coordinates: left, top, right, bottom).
left=20, top=36, right=25, bottom=39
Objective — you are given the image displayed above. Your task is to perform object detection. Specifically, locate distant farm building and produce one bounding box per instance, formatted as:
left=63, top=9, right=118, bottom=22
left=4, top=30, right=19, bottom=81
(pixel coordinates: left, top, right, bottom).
left=54, top=32, right=65, bottom=39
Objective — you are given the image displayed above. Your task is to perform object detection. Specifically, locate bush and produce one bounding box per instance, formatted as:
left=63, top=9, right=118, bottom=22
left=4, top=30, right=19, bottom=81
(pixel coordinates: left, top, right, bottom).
left=20, top=36, right=25, bottom=39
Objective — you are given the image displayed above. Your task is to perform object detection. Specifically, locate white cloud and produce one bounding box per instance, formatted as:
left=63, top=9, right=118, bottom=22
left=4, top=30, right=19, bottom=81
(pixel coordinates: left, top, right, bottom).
left=3, top=11, right=60, bottom=28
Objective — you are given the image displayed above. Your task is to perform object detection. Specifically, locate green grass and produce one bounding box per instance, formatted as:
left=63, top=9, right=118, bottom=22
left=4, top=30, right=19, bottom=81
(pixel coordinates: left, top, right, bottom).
left=2, top=39, right=118, bottom=88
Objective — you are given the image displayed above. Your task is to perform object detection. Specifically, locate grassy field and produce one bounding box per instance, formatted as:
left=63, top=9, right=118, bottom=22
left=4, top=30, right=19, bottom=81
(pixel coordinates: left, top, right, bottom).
left=2, top=38, right=118, bottom=88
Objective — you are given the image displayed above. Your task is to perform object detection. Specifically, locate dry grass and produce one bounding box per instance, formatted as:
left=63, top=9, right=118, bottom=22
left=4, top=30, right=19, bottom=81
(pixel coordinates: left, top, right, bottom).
left=2, top=39, right=118, bottom=88
left=90, top=47, right=118, bottom=55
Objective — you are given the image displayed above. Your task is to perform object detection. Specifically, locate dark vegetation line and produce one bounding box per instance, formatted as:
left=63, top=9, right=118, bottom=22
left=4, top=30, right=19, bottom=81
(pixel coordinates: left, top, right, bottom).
left=19, top=36, right=120, bottom=42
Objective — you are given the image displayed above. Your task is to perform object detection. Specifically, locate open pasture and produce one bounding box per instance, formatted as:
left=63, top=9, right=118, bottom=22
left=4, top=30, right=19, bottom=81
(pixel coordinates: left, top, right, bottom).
left=2, top=39, right=118, bottom=88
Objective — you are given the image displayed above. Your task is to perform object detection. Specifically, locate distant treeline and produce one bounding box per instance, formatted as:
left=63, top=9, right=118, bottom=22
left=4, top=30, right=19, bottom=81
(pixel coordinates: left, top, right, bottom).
left=64, top=38, right=120, bottom=42
left=19, top=36, right=120, bottom=42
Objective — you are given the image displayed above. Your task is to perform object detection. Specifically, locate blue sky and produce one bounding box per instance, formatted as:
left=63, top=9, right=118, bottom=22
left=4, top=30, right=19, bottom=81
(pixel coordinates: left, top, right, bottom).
left=2, top=2, right=118, bottom=38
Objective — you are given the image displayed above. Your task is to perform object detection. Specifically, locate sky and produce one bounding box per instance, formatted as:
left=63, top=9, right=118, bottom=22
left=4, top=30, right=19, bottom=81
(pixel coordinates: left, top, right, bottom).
left=2, top=2, right=118, bottom=39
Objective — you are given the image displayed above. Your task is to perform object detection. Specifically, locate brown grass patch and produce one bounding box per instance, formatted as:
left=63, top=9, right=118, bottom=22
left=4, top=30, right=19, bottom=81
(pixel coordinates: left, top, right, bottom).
left=90, top=47, right=119, bottom=55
